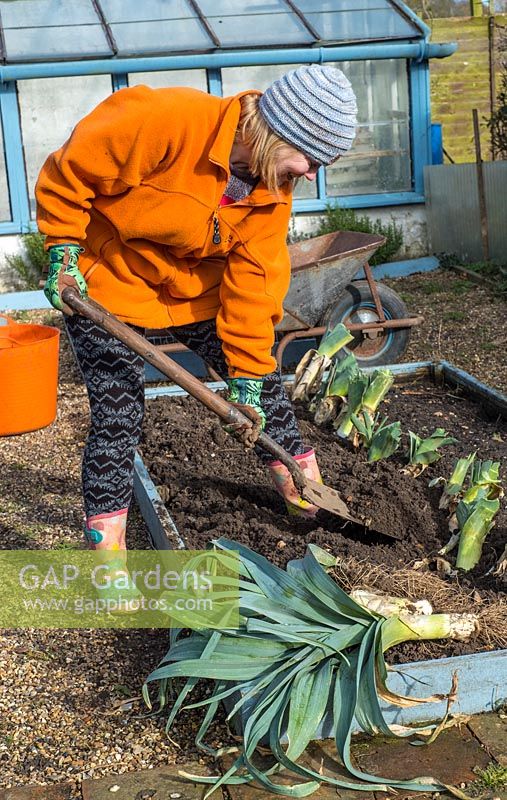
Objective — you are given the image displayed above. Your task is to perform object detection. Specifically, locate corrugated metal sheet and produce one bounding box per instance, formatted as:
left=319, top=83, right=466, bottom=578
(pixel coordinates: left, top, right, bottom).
left=424, top=162, right=507, bottom=263
left=485, top=161, right=507, bottom=261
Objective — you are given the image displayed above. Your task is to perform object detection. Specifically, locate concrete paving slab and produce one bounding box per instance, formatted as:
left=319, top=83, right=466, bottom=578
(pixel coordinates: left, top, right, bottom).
left=0, top=786, right=73, bottom=800
left=81, top=761, right=213, bottom=800
left=220, top=746, right=373, bottom=800
left=351, top=726, right=490, bottom=788
left=468, top=713, right=507, bottom=766
left=305, top=739, right=454, bottom=800
left=220, top=740, right=378, bottom=800
left=221, top=726, right=495, bottom=800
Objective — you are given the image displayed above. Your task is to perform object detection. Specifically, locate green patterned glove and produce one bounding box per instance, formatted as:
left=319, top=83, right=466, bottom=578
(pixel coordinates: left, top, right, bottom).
left=44, top=244, right=87, bottom=313
left=225, top=377, right=266, bottom=448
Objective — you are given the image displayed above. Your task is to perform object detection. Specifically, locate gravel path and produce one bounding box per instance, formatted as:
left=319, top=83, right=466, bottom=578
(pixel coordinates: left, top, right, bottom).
left=0, top=311, right=211, bottom=796
left=0, top=267, right=505, bottom=794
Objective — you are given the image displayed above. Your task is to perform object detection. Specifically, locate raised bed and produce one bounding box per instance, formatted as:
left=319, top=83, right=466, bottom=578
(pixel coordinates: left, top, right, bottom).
left=135, top=360, right=507, bottom=726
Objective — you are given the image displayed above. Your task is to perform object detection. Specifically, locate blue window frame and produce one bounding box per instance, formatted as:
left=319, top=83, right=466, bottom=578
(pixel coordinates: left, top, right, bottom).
left=1, top=53, right=433, bottom=235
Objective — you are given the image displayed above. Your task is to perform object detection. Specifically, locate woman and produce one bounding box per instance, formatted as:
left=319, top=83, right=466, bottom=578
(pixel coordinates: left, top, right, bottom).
left=36, top=64, right=357, bottom=557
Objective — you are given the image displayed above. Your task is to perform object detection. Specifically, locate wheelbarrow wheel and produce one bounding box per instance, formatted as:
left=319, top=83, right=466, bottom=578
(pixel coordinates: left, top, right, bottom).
left=319, top=280, right=410, bottom=368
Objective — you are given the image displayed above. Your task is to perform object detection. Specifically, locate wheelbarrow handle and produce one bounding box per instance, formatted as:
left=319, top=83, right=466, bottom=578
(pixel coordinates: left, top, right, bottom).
left=61, top=288, right=307, bottom=490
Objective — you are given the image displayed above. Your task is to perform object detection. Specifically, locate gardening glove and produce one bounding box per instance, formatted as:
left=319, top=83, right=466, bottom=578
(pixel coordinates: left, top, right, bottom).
left=44, top=243, right=87, bottom=315
left=225, top=377, right=266, bottom=448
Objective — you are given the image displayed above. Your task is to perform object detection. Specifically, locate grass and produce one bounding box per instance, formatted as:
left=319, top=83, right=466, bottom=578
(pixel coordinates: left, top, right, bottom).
left=414, top=276, right=475, bottom=296
left=419, top=280, right=445, bottom=295
left=466, top=261, right=507, bottom=291
left=11, top=310, right=33, bottom=322
left=450, top=279, right=476, bottom=295
left=113, top=683, right=134, bottom=698
left=53, top=540, right=80, bottom=550
left=0, top=499, right=19, bottom=514
left=442, top=257, right=507, bottom=296
left=473, top=762, right=507, bottom=789
left=443, top=311, right=466, bottom=322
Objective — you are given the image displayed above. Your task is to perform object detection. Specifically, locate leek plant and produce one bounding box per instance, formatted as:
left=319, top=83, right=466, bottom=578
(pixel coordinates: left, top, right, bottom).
left=350, top=410, right=377, bottom=447
left=327, top=352, right=359, bottom=399
left=292, top=323, right=353, bottom=402
left=350, top=589, right=433, bottom=617
left=362, top=369, right=394, bottom=416
left=313, top=394, right=340, bottom=426
left=404, top=429, right=457, bottom=477
left=334, top=373, right=370, bottom=440
left=368, top=420, right=402, bottom=463
left=335, top=369, right=394, bottom=444
left=311, top=353, right=359, bottom=425
left=453, top=461, right=503, bottom=571
left=455, top=496, right=501, bottom=571
left=310, top=360, right=340, bottom=425
left=350, top=412, right=402, bottom=463
left=493, top=543, right=507, bottom=575
left=437, top=459, right=503, bottom=563
left=144, top=539, right=477, bottom=798
left=462, top=460, right=503, bottom=503
left=429, top=453, right=477, bottom=511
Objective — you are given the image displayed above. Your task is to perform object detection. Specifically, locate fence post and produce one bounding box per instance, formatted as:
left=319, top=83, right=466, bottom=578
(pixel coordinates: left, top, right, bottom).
left=472, top=108, right=490, bottom=261
left=470, top=0, right=483, bottom=15
left=489, top=14, right=496, bottom=159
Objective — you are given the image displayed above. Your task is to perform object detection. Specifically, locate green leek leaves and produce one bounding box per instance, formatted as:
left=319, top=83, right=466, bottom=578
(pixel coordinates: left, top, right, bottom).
left=143, top=540, right=467, bottom=798
left=404, top=428, right=457, bottom=476
left=292, top=324, right=353, bottom=402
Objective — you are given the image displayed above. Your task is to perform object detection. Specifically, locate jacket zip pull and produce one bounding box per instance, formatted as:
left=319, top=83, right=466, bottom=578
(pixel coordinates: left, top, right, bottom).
left=212, top=211, right=221, bottom=245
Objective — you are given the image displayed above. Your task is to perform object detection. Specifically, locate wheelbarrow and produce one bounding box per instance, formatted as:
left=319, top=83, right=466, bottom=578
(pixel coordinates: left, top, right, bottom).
left=276, top=230, right=423, bottom=369
left=155, top=230, right=422, bottom=375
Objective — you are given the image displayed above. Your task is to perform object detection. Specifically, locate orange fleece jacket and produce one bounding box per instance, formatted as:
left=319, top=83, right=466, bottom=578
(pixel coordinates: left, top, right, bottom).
left=35, top=85, right=293, bottom=378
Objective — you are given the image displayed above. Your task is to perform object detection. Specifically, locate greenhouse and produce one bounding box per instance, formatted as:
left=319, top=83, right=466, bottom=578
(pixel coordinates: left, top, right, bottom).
left=0, top=0, right=456, bottom=237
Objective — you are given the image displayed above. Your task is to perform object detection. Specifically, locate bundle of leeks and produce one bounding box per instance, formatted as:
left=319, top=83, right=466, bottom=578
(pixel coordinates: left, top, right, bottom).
left=143, top=540, right=478, bottom=799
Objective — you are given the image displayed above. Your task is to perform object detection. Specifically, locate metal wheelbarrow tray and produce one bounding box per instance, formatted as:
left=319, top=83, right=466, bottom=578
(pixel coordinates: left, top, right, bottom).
left=281, top=230, right=387, bottom=330
left=276, top=230, right=423, bottom=367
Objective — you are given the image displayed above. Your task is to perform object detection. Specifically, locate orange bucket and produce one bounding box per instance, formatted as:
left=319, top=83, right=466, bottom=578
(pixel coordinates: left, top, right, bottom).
left=0, top=313, right=60, bottom=435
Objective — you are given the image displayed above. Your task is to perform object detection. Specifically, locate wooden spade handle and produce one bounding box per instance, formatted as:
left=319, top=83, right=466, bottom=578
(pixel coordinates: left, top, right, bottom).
left=61, top=288, right=307, bottom=489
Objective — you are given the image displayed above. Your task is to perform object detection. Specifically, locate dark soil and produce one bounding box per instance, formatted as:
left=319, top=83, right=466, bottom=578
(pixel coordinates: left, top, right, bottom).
left=140, top=376, right=506, bottom=664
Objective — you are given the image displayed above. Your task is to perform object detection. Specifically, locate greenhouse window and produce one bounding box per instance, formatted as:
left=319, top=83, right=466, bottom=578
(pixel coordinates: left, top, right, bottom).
left=326, top=59, right=412, bottom=197
left=17, top=75, right=113, bottom=218
left=0, top=116, right=11, bottom=223
left=128, top=69, right=207, bottom=91
left=222, top=59, right=412, bottom=201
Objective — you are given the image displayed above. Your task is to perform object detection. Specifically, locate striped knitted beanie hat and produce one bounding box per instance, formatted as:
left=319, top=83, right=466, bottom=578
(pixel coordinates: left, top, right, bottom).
left=259, top=64, right=357, bottom=165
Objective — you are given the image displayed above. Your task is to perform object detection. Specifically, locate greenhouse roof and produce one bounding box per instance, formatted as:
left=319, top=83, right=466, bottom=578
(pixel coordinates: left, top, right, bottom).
left=0, top=0, right=427, bottom=63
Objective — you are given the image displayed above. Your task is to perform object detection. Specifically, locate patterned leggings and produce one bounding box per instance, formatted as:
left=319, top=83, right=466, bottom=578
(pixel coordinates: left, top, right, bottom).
left=65, top=315, right=307, bottom=518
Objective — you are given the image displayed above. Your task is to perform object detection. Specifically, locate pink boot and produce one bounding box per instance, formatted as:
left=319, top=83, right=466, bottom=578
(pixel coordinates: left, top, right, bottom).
left=84, top=509, right=141, bottom=609
left=267, top=448, right=322, bottom=518
left=85, top=509, right=128, bottom=551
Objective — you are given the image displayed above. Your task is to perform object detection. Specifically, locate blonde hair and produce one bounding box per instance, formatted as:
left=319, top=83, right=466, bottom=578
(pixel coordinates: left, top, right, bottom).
left=237, top=94, right=296, bottom=193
